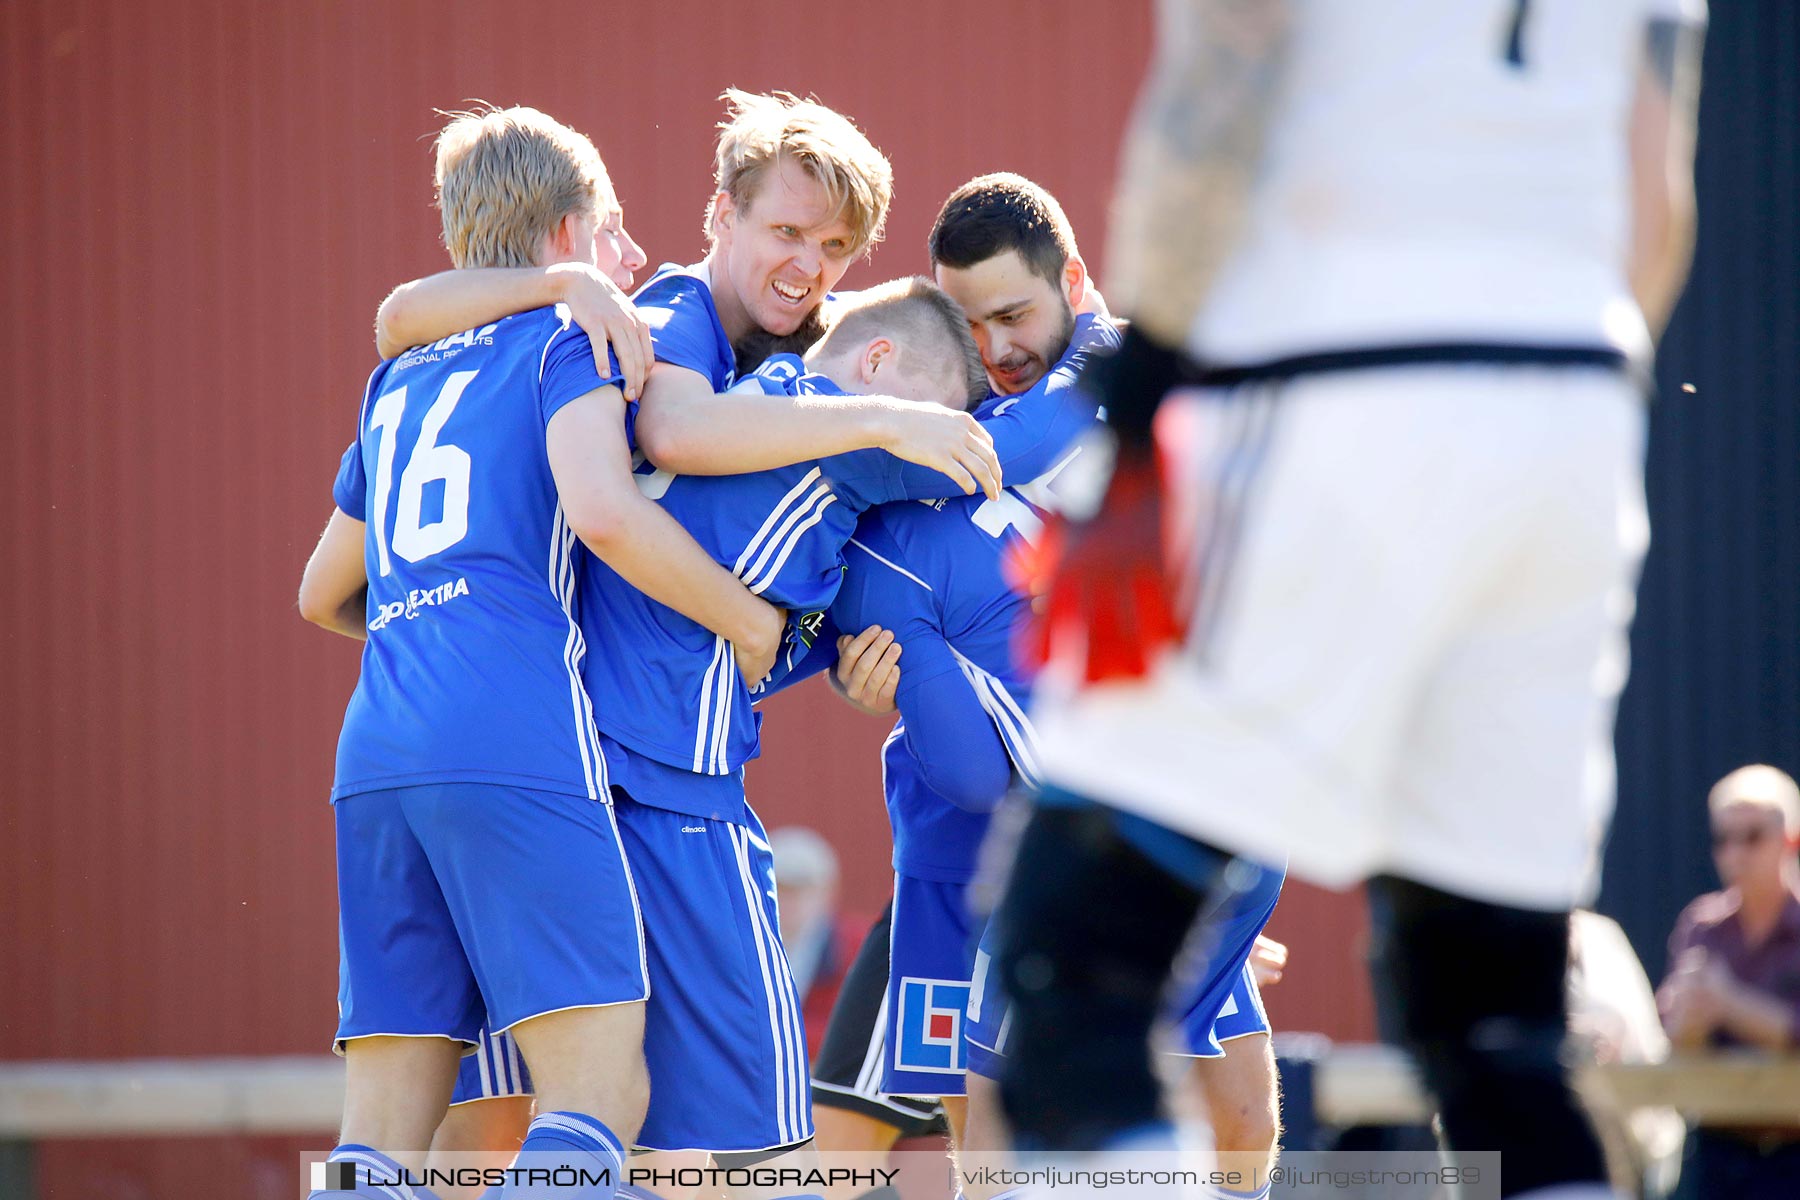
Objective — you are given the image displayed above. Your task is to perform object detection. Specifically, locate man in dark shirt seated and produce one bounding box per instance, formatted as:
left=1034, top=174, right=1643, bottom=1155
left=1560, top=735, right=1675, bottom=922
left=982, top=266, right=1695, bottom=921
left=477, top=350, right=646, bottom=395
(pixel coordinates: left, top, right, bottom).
left=1657, top=764, right=1800, bottom=1198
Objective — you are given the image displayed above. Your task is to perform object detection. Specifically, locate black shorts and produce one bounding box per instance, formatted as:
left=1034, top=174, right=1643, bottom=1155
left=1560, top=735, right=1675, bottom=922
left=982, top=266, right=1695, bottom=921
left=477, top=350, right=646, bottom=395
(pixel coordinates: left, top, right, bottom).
left=810, top=903, right=949, bottom=1138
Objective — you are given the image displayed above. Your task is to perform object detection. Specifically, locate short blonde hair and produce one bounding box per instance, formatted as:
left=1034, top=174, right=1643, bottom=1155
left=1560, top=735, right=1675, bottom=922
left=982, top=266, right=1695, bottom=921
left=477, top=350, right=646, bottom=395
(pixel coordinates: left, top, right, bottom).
left=434, top=105, right=612, bottom=269
left=1708, top=764, right=1800, bottom=834
left=709, top=89, right=893, bottom=259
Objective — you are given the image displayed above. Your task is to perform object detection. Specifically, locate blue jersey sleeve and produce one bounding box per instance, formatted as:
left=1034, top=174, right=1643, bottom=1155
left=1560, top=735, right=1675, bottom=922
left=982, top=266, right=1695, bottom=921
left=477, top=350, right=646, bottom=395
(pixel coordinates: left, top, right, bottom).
left=332, top=438, right=365, bottom=516
left=897, top=655, right=1014, bottom=811
left=333, top=360, right=390, bottom=516
left=635, top=270, right=735, bottom=387
left=820, top=379, right=1105, bottom=506
left=538, top=311, right=628, bottom=433
left=835, top=527, right=1012, bottom=811
left=813, top=447, right=959, bottom=508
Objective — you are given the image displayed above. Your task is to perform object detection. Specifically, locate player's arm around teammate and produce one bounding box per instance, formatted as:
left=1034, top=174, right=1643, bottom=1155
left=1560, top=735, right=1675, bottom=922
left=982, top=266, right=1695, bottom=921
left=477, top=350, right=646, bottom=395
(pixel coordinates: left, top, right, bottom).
left=545, top=379, right=786, bottom=684
left=379, top=256, right=655, bottom=399
left=370, top=252, right=1002, bottom=500
left=368, top=187, right=787, bottom=685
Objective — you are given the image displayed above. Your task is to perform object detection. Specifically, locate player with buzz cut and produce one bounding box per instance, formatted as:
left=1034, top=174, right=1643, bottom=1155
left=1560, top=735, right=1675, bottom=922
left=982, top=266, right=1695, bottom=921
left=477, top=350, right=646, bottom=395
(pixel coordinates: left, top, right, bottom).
left=426, top=278, right=1011, bottom=1171
left=989, top=1, right=1706, bottom=1195
left=806, top=170, right=1120, bottom=1175
left=296, top=106, right=791, bottom=1200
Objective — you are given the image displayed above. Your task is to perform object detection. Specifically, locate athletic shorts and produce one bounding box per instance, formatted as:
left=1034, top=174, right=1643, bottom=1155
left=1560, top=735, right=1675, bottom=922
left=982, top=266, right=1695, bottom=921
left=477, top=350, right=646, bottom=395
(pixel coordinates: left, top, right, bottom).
left=446, top=791, right=812, bottom=1154
left=1034, top=368, right=1647, bottom=911
left=811, top=904, right=948, bottom=1137
left=333, top=783, right=646, bottom=1053
left=883, top=873, right=981, bottom=1097
left=964, top=839, right=1281, bottom=1079
left=449, top=1024, right=533, bottom=1106
left=1171, top=963, right=1270, bottom=1059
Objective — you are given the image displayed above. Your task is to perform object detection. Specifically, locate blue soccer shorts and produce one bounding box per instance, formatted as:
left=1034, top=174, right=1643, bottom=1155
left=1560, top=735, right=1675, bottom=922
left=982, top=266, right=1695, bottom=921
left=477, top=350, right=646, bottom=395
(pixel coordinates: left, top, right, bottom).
left=449, top=1024, right=533, bottom=1106
left=333, top=783, right=647, bottom=1053
left=449, top=792, right=814, bottom=1152
left=1172, top=961, right=1270, bottom=1058
left=883, top=873, right=980, bottom=1098
left=965, top=855, right=1283, bottom=1078
left=620, top=795, right=812, bottom=1151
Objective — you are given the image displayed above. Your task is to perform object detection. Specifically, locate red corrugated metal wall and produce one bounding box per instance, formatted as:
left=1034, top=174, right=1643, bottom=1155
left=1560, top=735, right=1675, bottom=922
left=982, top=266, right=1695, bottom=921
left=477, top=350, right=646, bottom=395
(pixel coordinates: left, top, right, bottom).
left=0, top=3, right=1374, bottom=1195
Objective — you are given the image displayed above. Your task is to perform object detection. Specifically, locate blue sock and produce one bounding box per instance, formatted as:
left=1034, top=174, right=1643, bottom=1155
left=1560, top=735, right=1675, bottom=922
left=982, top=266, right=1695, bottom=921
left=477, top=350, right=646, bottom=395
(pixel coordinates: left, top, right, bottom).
left=501, top=1110, right=627, bottom=1198
left=310, top=1144, right=442, bottom=1199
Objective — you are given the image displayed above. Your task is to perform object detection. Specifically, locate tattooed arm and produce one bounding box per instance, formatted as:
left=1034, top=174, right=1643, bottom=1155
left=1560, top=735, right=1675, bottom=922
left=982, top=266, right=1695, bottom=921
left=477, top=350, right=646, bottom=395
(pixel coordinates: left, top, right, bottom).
left=1019, top=0, right=1294, bottom=685
left=1627, top=16, right=1705, bottom=341
left=1105, top=0, right=1294, bottom=353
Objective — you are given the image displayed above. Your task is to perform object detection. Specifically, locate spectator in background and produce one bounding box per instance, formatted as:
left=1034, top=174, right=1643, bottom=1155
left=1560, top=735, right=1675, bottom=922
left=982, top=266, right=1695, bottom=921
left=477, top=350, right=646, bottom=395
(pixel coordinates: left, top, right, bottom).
left=1657, top=764, right=1800, bottom=1197
left=770, top=826, right=868, bottom=1058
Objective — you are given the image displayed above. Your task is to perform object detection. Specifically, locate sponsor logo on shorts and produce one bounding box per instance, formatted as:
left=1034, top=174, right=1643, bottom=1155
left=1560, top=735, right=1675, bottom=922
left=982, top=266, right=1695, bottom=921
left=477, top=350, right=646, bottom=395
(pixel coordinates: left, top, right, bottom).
left=368, top=577, right=471, bottom=632
left=681, top=825, right=705, bottom=833
left=894, top=976, right=970, bottom=1074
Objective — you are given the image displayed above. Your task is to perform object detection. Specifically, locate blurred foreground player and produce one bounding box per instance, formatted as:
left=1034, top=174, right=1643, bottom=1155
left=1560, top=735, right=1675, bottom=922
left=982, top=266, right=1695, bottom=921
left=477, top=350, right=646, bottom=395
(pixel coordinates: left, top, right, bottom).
left=992, top=2, right=1705, bottom=1197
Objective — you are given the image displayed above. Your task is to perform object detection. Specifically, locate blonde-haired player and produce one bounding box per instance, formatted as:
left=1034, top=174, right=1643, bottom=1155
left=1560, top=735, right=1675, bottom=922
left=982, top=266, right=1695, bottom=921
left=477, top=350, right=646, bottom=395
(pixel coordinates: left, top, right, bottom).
left=300, top=105, right=788, bottom=1198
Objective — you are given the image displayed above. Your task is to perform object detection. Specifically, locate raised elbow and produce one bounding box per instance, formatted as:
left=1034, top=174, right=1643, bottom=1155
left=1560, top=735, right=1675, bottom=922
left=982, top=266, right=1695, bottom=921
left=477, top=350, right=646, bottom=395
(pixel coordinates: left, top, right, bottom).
left=297, top=580, right=340, bottom=630
left=561, top=491, right=634, bottom=558
left=373, top=288, right=415, bottom=360
left=928, top=758, right=1011, bottom=814
left=633, top=407, right=701, bottom=475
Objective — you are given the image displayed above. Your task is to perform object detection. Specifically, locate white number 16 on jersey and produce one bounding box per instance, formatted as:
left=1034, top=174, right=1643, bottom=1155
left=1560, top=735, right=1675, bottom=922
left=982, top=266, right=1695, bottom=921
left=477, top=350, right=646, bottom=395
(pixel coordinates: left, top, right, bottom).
left=365, top=370, right=475, bottom=576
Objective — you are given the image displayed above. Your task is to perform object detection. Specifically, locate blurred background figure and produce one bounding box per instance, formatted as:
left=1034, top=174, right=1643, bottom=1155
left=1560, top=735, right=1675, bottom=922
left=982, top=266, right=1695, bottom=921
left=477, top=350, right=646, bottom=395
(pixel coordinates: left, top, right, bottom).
left=1567, top=910, right=1685, bottom=1197
left=1656, top=765, right=1800, bottom=1196
left=770, top=826, right=870, bottom=1057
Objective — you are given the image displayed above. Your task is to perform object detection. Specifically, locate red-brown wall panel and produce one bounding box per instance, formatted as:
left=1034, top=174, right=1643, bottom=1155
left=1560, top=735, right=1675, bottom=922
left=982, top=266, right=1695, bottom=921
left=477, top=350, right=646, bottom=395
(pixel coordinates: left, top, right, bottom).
left=1, top=4, right=1372, bottom=1195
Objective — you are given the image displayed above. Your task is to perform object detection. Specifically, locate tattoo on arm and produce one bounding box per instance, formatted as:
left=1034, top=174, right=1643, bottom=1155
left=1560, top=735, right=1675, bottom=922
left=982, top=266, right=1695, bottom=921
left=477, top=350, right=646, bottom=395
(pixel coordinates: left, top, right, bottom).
left=1106, top=0, right=1293, bottom=349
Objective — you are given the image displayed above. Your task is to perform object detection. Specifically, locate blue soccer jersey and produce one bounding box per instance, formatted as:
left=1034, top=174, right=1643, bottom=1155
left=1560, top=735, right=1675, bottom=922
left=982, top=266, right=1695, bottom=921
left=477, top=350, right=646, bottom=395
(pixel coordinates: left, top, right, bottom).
left=830, top=484, right=1052, bottom=884
left=330, top=306, right=624, bottom=801
left=633, top=263, right=737, bottom=389
left=583, top=356, right=986, bottom=820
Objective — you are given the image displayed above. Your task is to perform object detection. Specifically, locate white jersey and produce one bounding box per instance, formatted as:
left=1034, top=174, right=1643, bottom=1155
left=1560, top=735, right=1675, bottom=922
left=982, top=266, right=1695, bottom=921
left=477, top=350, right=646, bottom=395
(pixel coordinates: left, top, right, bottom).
left=1192, top=0, right=1706, bottom=367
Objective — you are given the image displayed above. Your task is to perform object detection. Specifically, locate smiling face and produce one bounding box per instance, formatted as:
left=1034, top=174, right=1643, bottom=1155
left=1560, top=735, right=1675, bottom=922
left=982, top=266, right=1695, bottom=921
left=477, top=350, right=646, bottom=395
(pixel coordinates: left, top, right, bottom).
left=935, top=248, right=1077, bottom=395
left=710, top=155, right=857, bottom=341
